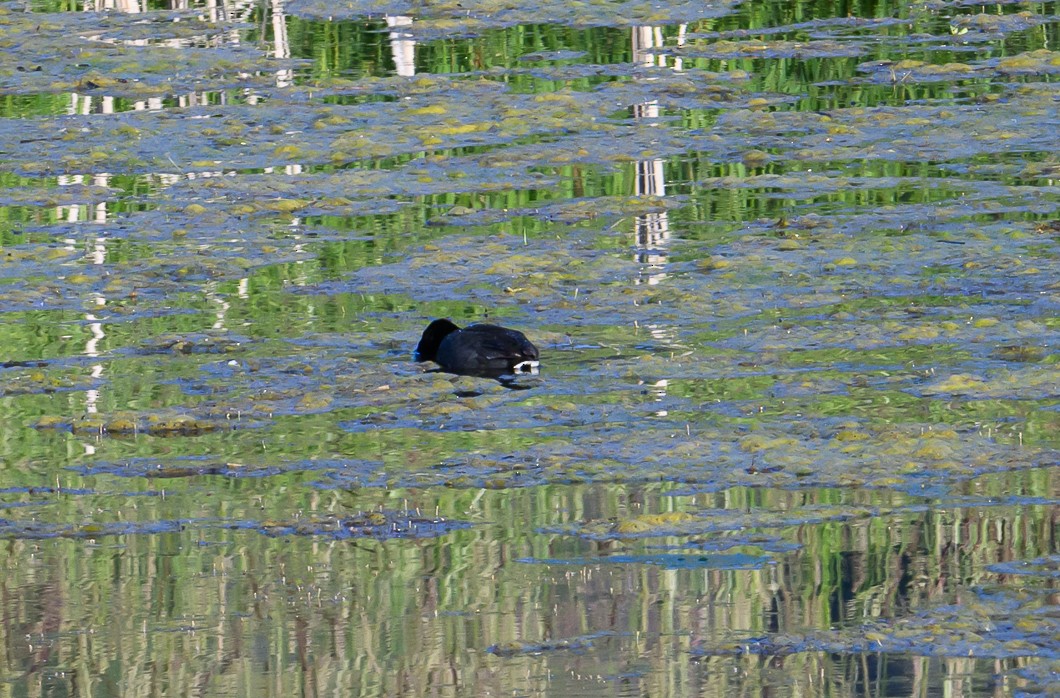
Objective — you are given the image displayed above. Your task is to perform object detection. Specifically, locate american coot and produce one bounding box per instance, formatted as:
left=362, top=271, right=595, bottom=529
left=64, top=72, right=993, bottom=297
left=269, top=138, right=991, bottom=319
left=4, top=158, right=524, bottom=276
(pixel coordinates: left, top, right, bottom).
left=414, top=319, right=539, bottom=377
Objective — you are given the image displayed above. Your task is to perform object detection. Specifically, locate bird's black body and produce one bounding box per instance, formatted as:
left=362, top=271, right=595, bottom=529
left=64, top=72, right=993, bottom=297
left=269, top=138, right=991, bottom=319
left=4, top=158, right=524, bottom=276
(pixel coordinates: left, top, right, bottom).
left=414, top=319, right=539, bottom=377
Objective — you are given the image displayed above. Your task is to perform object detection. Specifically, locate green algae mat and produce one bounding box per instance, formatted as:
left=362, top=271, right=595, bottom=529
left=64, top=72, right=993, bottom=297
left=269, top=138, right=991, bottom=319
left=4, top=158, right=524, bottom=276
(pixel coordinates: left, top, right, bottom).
left=0, top=0, right=1058, bottom=694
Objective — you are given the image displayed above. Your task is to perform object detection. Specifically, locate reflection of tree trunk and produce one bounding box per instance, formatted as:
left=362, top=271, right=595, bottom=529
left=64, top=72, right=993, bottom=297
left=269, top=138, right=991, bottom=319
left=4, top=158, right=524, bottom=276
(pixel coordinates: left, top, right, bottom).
left=632, top=23, right=685, bottom=69
left=202, top=0, right=235, bottom=23
left=93, top=0, right=143, bottom=12
left=631, top=26, right=673, bottom=289
left=635, top=157, right=665, bottom=198
left=271, top=0, right=294, bottom=87
left=632, top=26, right=662, bottom=67
left=296, top=614, right=318, bottom=698
left=387, top=16, right=416, bottom=77
left=633, top=207, right=670, bottom=285
left=674, top=24, right=686, bottom=70
left=20, top=572, right=64, bottom=680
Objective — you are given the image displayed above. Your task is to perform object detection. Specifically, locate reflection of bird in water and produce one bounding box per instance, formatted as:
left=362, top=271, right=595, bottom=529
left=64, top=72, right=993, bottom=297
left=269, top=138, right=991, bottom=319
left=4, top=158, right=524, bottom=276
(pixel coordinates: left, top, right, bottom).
left=414, top=319, right=539, bottom=378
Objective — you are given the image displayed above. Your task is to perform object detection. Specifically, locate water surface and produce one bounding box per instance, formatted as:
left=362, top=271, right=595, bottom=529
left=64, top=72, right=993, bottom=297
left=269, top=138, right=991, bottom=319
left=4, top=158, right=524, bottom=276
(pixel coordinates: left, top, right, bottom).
left=0, top=0, right=1058, bottom=694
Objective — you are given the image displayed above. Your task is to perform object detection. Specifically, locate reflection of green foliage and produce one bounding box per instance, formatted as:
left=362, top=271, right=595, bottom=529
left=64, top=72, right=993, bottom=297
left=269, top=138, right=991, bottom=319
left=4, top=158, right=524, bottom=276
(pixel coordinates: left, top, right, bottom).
left=0, top=93, right=71, bottom=118
left=5, top=479, right=1056, bottom=693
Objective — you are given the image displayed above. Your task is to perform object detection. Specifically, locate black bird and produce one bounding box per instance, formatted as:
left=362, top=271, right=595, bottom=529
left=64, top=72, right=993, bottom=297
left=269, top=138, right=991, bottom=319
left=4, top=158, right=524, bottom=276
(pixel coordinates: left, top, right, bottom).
left=414, top=319, right=539, bottom=377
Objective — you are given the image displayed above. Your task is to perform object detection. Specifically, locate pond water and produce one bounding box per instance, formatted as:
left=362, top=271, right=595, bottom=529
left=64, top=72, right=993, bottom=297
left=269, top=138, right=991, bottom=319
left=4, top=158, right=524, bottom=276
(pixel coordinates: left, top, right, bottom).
left=0, top=0, right=1058, bottom=694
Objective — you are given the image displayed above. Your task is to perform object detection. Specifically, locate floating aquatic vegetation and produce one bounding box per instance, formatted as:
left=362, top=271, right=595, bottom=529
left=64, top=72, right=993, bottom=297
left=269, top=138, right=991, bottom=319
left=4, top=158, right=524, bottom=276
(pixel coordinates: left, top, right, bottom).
left=0, top=7, right=305, bottom=100
left=692, top=587, right=1060, bottom=660
left=659, top=533, right=803, bottom=553
left=230, top=509, right=472, bottom=539
left=35, top=411, right=252, bottom=436
left=674, top=38, right=866, bottom=60
left=542, top=505, right=894, bottom=540
left=489, top=631, right=616, bottom=657
left=0, top=518, right=186, bottom=539
left=519, top=552, right=772, bottom=569
left=949, top=12, right=1052, bottom=37
left=988, top=555, right=1060, bottom=579
left=0, top=364, right=95, bottom=396
left=134, top=333, right=248, bottom=355
left=72, top=456, right=292, bottom=479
